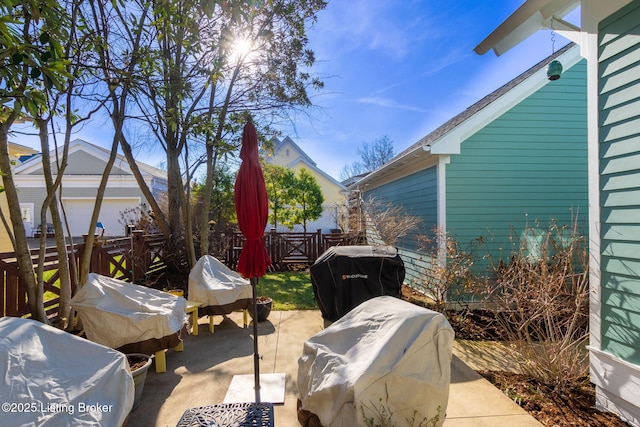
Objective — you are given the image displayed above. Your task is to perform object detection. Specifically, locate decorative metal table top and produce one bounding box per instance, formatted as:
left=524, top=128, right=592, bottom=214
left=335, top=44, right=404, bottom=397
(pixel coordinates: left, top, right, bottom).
left=176, top=402, right=274, bottom=427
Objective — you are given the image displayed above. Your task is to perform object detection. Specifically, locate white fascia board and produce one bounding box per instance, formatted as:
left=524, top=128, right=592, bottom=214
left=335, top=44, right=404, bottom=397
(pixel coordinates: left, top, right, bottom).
left=430, top=45, right=582, bottom=156
left=355, top=149, right=437, bottom=190
left=15, top=175, right=144, bottom=188
left=289, top=158, right=346, bottom=190
left=12, top=154, right=43, bottom=174
left=475, top=0, right=580, bottom=56
left=492, top=10, right=549, bottom=56
left=13, top=139, right=166, bottom=180
left=476, top=0, right=633, bottom=57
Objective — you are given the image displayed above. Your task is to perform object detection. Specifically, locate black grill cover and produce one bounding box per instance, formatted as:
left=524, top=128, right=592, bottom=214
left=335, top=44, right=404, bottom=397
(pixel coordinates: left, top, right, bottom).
left=310, top=246, right=405, bottom=322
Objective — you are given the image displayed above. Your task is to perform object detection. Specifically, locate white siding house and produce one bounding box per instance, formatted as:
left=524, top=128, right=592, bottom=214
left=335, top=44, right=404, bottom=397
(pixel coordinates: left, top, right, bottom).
left=13, top=139, right=167, bottom=237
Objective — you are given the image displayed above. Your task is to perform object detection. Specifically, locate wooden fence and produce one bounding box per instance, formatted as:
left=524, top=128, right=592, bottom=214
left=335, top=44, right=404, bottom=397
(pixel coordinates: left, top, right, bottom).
left=0, top=231, right=167, bottom=319
left=1, top=229, right=353, bottom=320
left=225, top=229, right=355, bottom=269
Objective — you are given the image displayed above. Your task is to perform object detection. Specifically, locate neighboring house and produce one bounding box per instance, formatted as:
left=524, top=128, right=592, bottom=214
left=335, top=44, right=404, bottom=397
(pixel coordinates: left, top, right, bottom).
left=0, top=142, right=40, bottom=252
left=264, top=136, right=347, bottom=233
left=12, top=138, right=167, bottom=237
left=350, top=43, right=588, bottom=288
left=476, top=1, right=640, bottom=425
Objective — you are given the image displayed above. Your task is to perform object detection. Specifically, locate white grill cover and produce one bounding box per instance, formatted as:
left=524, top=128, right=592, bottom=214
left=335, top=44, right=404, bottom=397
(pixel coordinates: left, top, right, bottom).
left=297, top=296, right=454, bottom=427
left=0, top=317, right=134, bottom=426
left=71, top=273, right=187, bottom=349
left=188, top=255, right=252, bottom=307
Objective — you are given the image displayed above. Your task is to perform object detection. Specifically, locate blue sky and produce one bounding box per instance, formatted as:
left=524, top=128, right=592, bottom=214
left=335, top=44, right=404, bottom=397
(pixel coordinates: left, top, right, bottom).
left=283, top=0, right=575, bottom=180
left=12, top=1, right=576, bottom=181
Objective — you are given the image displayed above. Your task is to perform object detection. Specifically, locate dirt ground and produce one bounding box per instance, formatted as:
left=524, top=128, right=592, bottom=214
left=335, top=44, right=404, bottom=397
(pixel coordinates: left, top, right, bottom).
left=478, top=371, right=628, bottom=427
left=400, top=286, right=629, bottom=427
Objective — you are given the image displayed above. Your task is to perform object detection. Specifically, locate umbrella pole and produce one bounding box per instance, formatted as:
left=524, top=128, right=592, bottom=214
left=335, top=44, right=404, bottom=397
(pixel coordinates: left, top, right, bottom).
left=251, top=277, right=261, bottom=403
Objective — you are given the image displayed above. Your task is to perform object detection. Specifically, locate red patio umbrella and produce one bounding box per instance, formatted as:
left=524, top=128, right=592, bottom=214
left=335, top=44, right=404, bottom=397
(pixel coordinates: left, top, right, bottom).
left=234, top=118, right=272, bottom=403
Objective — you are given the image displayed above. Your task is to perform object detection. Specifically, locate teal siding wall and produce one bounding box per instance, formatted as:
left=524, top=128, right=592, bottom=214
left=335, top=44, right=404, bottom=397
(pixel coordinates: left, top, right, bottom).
left=598, top=2, right=640, bottom=364
left=446, top=59, right=588, bottom=273
left=363, top=166, right=438, bottom=286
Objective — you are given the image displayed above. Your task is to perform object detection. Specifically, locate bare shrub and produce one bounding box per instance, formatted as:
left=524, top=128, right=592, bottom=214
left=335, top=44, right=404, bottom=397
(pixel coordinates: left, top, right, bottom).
left=119, top=202, right=162, bottom=234
left=414, top=228, right=481, bottom=313
left=484, top=219, right=590, bottom=391
left=360, top=197, right=422, bottom=246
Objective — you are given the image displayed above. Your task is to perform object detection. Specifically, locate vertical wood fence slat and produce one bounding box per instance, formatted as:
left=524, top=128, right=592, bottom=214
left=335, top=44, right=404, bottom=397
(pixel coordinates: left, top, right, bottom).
left=5, top=270, right=20, bottom=317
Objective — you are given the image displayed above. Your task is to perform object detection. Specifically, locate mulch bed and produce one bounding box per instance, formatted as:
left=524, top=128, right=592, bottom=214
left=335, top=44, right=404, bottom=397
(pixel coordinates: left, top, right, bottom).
left=478, top=371, right=629, bottom=427
left=399, top=285, right=630, bottom=427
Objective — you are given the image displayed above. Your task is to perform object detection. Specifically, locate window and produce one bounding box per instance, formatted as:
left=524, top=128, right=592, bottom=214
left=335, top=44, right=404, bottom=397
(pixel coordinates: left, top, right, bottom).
left=20, top=204, right=33, bottom=224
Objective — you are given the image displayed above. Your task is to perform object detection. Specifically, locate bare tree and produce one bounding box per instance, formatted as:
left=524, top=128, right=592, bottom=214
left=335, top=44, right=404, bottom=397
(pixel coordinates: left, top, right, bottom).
left=127, top=0, right=327, bottom=268
left=340, top=135, right=396, bottom=181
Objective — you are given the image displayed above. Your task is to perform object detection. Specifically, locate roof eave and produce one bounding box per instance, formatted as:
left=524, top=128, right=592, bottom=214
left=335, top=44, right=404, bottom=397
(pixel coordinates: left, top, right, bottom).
left=474, top=0, right=581, bottom=56
left=352, top=145, right=434, bottom=190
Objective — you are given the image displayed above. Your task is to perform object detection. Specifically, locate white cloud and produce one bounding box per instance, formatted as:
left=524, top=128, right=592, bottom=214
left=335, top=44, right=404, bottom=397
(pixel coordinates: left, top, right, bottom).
left=311, top=0, right=437, bottom=61
left=357, top=96, right=430, bottom=113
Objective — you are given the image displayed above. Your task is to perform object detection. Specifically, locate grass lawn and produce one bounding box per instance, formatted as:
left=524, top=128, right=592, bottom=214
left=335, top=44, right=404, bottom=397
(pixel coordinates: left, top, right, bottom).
left=257, top=271, right=316, bottom=310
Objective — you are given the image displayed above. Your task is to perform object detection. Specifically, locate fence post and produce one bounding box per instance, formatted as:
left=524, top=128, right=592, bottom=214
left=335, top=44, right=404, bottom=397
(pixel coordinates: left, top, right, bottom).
left=132, top=230, right=146, bottom=283
left=269, top=228, right=277, bottom=267
left=316, top=229, right=322, bottom=260
left=84, top=234, right=102, bottom=275
left=68, top=244, right=78, bottom=293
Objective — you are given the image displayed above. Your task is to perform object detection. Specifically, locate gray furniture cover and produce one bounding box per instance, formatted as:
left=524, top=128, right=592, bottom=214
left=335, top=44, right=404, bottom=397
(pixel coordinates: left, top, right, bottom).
left=0, top=317, right=134, bottom=426
left=188, top=255, right=252, bottom=315
left=71, top=273, right=187, bottom=351
left=297, top=296, right=454, bottom=427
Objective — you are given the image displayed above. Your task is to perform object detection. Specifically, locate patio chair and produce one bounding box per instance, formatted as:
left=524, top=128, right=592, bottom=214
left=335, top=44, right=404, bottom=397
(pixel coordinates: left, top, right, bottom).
left=188, top=255, right=252, bottom=333
left=71, top=273, right=188, bottom=373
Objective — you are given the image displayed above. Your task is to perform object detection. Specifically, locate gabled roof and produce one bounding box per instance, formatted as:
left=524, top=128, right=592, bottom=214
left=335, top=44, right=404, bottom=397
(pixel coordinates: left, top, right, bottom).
left=268, top=135, right=346, bottom=190
left=14, top=138, right=167, bottom=180
left=355, top=43, right=581, bottom=188
left=8, top=142, right=39, bottom=156
left=273, top=136, right=317, bottom=168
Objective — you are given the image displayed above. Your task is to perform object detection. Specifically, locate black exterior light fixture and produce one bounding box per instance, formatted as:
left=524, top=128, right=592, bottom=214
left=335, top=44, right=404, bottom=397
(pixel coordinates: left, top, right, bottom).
left=546, top=18, right=562, bottom=81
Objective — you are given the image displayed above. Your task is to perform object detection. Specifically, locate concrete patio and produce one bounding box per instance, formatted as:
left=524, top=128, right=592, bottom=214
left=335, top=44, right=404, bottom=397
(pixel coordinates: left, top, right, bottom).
left=127, top=310, right=542, bottom=427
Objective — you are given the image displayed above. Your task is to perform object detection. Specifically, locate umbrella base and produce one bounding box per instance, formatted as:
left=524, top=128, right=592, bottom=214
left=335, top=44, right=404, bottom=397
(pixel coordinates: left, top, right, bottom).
left=223, top=373, right=286, bottom=404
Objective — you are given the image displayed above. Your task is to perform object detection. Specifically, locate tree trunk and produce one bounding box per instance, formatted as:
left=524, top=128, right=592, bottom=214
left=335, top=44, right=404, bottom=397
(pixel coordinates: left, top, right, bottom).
left=79, top=135, right=120, bottom=284
left=165, top=142, right=186, bottom=268
left=35, top=118, right=73, bottom=328
left=119, top=136, right=171, bottom=238
left=199, top=143, right=215, bottom=257
left=180, top=140, right=196, bottom=268
left=0, top=123, right=47, bottom=323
